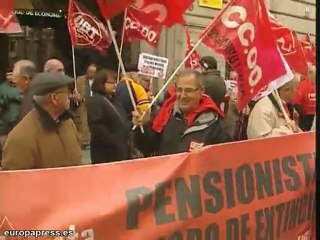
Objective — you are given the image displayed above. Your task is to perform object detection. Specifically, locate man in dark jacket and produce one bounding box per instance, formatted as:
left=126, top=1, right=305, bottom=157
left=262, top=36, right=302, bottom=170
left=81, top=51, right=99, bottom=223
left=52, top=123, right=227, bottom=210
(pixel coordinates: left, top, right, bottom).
left=200, top=56, right=227, bottom=107
left=2, top=72, right=82, bottom=170
left=132, top=69, right=232, bottom=157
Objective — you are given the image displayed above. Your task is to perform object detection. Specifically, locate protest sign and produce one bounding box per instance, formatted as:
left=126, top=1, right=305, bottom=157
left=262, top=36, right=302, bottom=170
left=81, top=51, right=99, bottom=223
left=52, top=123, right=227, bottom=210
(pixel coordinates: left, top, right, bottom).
left=0, top=133, right=315, bottom=239
left=138, top=53, right=169, bottom=79
left=198, top=0, right=223, bottom=9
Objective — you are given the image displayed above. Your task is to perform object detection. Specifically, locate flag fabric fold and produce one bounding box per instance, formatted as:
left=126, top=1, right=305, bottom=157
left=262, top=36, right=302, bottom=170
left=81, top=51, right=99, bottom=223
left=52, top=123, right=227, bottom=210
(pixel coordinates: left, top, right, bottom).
left=133, top=0, right=194, bottom=27
left=184, top=25, right=202, bottom=70
left=269, top=19, right=308, bottom=76
left=300, top=34, right=316, bottom=65
left=0, top=0, right=22, bottom=34
left=97, top=0, right=135, bottom=21
left=199, top=0, right=286, bottom=110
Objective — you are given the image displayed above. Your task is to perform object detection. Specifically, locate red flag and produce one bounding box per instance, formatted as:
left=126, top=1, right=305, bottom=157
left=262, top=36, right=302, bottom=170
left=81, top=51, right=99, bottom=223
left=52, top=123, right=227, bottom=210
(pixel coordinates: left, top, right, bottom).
left=300, top=34, right=312, bottom=47
left=0, top=0, right=22, bottom=34
left=68, top=0, right=112, bottom=54
left=97, top=0, right=135, bottom=21
left=253, top=54, right=294, bottom=101
left=133, top=0, right=194, bottom=27
left=302, top=45, right=316, bottom=66
left=123, top=7, right=162, bottom=47
left=199, top=0, right=286, bottom=110
left=184, top=25, right=202, bottom=70
left=270, top=21, right=308, bottom=76
left=300, top=34, right=316, bottom=65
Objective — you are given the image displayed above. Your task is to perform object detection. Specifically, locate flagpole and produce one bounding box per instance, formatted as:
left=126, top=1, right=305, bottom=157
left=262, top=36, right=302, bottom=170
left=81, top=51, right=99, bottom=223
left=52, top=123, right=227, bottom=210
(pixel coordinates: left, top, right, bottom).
left=273, top=90, right=291, bottom=123
left=106, top=20, right=144, bottom=133
left=117, top=8, right=128, bottom=83
left=71, top=45, right=78, bottom=91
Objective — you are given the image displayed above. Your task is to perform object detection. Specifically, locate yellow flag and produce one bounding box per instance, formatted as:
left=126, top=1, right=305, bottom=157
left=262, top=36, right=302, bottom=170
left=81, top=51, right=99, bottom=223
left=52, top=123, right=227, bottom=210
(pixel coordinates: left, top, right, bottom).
left=198, top=0, right=223, bottom=9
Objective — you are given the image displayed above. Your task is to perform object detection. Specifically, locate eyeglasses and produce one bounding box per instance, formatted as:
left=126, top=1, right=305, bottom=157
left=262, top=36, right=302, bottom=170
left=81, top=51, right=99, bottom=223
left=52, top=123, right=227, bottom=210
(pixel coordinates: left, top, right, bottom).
left=175, top=87, right=200, bottom=95
left=105, top=81, right=117, bottom=85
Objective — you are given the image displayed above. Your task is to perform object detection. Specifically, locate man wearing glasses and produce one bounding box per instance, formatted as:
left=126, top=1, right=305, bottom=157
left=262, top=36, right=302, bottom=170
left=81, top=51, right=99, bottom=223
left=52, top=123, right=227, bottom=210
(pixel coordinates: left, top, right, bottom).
left=132, top=69, right=231, bottom=157
left=1, top=72, right=82, bottom=170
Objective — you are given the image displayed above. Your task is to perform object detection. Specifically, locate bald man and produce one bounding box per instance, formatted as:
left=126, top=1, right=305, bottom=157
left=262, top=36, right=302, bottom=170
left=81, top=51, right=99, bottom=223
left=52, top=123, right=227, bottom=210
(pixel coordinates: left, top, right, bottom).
left=44, top=59, right=65, bottom=74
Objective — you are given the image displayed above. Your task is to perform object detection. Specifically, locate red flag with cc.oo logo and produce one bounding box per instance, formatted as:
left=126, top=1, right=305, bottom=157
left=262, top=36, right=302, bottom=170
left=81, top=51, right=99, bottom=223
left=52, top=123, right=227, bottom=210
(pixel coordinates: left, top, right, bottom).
left=68, top=0, right=112, bottom=54
left=123, top=6, right=162, bottom=47
left=132, top=0, right=194, bottom=27
left=199, top=0, right=286, bottom=110
left=184, top=25, right=202, bottom=70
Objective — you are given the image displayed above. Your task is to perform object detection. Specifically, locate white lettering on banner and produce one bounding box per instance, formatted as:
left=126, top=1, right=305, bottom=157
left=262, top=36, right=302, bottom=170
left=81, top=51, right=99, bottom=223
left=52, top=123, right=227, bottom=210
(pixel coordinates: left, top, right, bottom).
left=75, top=16, right=99, bottom=40
left=125, top=16, right=158, bottom=43
left=133, top=0, right=168, bottom=23
left=221, top=5, right=262, bottom=90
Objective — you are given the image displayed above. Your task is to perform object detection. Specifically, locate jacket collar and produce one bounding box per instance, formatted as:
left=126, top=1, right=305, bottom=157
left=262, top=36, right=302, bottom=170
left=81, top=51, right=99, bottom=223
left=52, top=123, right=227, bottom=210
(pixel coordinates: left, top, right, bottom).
left=203, top=69, right=221, bottom=76
left=34, top=102, right=72, bottom=131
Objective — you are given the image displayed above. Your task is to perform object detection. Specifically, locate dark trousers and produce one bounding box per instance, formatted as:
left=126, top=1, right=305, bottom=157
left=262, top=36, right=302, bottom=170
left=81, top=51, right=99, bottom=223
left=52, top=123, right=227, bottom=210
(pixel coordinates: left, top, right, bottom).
left=299, top=114, right=315, bottom=131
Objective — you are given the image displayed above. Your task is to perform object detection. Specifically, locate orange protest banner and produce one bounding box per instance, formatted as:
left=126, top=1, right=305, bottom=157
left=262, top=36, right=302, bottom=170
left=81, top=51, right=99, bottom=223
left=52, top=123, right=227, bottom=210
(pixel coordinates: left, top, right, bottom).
left=0, top=133, right=315, bottom=239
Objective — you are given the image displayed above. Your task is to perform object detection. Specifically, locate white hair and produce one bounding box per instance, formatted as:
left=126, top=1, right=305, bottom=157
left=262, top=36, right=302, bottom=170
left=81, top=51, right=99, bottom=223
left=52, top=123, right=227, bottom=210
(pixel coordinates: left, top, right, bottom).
left=14, top=60, right=36, bottom=79
left=44, top=59, right=64, bottom=72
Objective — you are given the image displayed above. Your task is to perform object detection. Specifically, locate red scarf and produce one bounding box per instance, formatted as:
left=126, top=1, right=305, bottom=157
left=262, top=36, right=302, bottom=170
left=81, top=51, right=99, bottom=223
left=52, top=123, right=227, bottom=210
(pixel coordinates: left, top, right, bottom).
left=152, top=94, right=224, bottom=133
left=167, top=84, right=175, bottom=98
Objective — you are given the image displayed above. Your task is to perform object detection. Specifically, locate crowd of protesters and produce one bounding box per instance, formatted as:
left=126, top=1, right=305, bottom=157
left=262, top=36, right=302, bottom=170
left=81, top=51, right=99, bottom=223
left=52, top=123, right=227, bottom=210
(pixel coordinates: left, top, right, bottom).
left=0, top=56, right=316, bottom=170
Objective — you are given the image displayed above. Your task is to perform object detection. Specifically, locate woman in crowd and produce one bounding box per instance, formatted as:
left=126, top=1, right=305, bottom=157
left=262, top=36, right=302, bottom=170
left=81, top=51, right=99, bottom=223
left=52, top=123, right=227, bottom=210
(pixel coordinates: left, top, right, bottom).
left=86, top=69, right=132, bottom=164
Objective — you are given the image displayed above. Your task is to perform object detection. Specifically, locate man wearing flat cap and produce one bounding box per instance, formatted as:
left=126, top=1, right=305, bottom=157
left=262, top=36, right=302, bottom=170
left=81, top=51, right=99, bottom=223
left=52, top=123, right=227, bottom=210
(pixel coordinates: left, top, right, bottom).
left=1, top=72, right=82, bottom=170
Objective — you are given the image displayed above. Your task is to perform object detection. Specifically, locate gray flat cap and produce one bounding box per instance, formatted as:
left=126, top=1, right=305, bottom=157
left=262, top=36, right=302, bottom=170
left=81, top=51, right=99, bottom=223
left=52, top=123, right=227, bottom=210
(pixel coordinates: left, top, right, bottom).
left=31, top=72, right=74, bottom=96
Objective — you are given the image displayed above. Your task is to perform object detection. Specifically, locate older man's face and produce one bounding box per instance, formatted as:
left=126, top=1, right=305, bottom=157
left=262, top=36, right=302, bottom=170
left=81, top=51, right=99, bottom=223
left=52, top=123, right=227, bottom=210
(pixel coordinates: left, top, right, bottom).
left=51, top=61, right=65, bottom=74
left=50, top=86, right=71, bottom=112
left=229, top=71, right=238, bottom=81
left=86, top=65, right=97, bottom=79
left=175, top=74, right=204, bottom=114
left=13, top=64, right=29, bottom=92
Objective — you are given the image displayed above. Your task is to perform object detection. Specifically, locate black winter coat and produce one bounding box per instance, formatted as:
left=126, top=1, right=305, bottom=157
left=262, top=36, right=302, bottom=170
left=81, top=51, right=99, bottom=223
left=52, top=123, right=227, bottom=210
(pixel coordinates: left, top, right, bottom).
left=202, top=69, right=226, bottom=106
left=86, top=94, right=131, bottom=164
left=134, top=110, right=232, bottom=157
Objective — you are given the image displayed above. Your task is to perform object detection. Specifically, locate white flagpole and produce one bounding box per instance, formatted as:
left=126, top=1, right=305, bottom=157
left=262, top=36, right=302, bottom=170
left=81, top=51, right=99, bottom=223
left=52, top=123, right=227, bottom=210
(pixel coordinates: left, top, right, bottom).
left=117, top=8, right=128, bottom=83
left=273, top=90, right=291, bottom=123
left=106, top=20, right=144, bottom=133
left=71, top=45, right=78, bottom=91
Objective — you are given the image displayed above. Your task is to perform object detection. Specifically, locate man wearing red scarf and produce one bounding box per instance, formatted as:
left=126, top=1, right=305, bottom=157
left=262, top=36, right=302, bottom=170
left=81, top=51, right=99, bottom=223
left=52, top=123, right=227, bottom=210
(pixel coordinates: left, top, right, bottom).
left=132, top=69, right=231, bottom=156
left=294, top=64, right=316, bottom=131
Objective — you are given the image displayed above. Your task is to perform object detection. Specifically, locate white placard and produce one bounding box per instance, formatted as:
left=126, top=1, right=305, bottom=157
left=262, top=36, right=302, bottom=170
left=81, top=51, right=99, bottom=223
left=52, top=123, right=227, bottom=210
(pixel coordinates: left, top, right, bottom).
left=138, top=53, right=169, bottom=79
